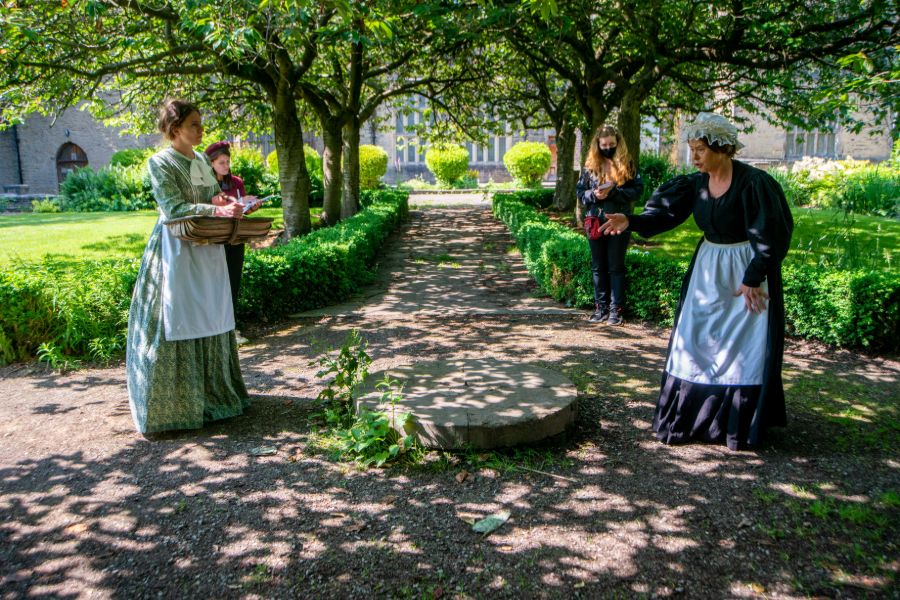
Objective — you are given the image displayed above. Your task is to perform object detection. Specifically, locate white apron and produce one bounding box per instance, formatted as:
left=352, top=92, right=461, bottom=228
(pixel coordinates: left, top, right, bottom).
left=666, top=240, right=768, bottom=386
left=159, top=221, right=235, bottom=341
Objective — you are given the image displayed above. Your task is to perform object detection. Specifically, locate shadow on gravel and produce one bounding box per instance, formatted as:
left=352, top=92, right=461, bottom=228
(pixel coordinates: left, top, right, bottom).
left=1, top=205, right=896, bottom=598
left=3, top=314, right=896, bottom=598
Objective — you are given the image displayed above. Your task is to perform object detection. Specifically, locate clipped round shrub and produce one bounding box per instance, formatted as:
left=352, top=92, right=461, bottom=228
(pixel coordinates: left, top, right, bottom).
left=359, top=145, right=388, bottom=189
left=425, top=144, right=469, bottom=187
left=503, top=141, right=551, bottom=188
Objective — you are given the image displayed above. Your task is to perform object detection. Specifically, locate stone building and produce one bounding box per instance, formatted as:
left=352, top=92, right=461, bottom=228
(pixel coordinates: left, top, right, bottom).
left=669, top=107, right=893, bottom=167
left=0, top=108, right=156, bottom=196
left=1, top=101, right=892, bottom=197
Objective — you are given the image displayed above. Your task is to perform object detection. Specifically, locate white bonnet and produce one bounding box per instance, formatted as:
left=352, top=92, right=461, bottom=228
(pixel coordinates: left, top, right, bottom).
left=681, top=112, right=745, bottom=150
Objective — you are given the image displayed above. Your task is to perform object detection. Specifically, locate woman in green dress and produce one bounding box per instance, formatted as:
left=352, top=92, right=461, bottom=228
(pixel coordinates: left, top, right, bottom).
left=126, top=99, right=250, bottom=434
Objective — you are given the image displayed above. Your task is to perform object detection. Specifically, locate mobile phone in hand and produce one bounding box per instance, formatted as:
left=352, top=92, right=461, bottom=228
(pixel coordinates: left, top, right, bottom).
left=596, top=181, right=614, bottom=191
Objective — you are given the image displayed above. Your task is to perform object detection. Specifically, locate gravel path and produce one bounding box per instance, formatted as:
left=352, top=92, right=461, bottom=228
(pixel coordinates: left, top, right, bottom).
left=1, top=203, right=897, bottom=599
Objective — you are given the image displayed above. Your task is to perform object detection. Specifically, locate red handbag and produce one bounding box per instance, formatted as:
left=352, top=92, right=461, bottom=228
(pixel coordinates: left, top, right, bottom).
left=584, top=215, right=602, bottom=240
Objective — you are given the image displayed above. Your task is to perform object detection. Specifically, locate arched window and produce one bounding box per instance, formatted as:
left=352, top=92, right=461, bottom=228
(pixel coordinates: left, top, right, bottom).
left=56, top=142, right=88, bottom=184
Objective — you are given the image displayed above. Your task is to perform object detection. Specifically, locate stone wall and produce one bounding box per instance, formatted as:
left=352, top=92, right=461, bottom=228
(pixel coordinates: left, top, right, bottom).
left=0, top=128, right=22, bottom=188
left=14, top=108, right=157, bottom=195
left=675, top=106, right=893, bottom=167
left=838, top=114, right=893, bottom=160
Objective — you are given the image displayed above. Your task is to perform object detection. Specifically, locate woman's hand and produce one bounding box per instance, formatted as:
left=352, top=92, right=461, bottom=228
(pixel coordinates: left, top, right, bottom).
left=735, top=284, right=768, bottom=313
left=211, top=193, right=233, bottom=207
left=593, top=186, right=612, bottom=200
left=214, top=202, right=244, bottom=218
left=599, top=213, right=629, bottom=235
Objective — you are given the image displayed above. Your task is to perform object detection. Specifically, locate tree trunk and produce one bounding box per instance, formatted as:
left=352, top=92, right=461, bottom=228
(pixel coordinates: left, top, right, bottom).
left=341, top=115, right=361, bottom=220
left=272, top=90, right=311, bottom=238
left=552, top=116, right=577, bottom=212
left=321, top=117, right=343, bottom=226
left=657, top=110, right=677, bottom=161
left=617, top=91, right=643, bottom=169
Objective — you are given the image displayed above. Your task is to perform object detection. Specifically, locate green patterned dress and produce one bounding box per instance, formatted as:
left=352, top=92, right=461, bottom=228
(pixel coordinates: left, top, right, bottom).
left=126, top=148, right=250, bottom=434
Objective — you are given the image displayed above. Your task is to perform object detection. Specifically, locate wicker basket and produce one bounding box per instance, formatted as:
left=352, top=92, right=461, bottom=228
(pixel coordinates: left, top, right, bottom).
left=164, top=215, right=274, bottom=245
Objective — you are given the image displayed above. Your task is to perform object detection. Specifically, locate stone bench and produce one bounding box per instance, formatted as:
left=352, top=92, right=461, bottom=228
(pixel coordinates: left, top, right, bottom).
left=355, top=357, right=578, bottom=449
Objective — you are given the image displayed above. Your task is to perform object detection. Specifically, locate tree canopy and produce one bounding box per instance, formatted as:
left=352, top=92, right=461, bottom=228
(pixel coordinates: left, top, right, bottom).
left=1, top=0, right=895, bottom=233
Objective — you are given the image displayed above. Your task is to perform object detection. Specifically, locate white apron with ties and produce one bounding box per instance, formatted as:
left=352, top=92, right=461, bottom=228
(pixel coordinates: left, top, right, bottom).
left=666, top=239, right=768, bottom=386
left=159, top=222, right=234, bottom=341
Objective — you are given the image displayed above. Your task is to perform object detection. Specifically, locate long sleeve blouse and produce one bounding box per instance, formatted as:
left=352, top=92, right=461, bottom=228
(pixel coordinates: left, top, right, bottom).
left=576, top=168, right=644, bottom=218
left=146, top=149, right=219, bottom=219
left=629, top=160, right=793, bottom=287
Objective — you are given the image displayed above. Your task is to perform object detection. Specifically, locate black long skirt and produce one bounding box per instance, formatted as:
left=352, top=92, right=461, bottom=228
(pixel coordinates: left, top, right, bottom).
left=653, top=374, right=764, bottom=451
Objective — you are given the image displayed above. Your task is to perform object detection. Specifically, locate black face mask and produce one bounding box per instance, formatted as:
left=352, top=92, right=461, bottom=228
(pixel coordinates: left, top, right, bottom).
left=599, top=146, right=617, bottom=160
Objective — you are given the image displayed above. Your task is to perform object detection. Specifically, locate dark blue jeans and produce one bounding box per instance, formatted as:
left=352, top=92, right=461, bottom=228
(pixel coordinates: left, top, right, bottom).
left=588, top=231, right=631, bottom=310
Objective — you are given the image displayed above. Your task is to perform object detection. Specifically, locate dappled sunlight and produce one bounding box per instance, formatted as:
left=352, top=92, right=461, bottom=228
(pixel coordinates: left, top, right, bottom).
left=0, top=203, right=897, bottom=597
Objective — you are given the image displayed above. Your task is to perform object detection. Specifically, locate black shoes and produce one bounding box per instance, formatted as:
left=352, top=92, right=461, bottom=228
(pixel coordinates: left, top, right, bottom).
left=588, top=307, right=609, bottom=323
left=607, top=307, right=624, bottom=326
left=588, top=306, right=624, bottom=325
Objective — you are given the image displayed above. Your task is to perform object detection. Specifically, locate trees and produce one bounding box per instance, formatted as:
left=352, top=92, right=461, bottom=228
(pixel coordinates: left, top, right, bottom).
left=295, top=2, right=479, bottom=223
left=2, top=0, right=894, bottom=233
left=1, top=0, right=327, bottom=237
left=0, top=0, right=485, bottom=231
left=494, top=0, right=896, bottom=170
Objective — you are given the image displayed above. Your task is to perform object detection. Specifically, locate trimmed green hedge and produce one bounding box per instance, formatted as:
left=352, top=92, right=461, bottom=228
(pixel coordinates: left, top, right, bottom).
left=0, top=191, right=408, bottom=364
left=493, top=192, right=899, bottom=352
left=239, top=190, right=408, bottom=320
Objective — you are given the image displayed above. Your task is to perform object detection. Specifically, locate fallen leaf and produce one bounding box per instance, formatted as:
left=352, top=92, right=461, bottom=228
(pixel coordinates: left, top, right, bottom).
left=249, top=445, right=277, bottom=456
left=64, top=522, right=88, bottom=535
left=472, top=510, right=510, bottom=535
left=330, top=512, right=349, bottom=519
left=282, top=400, right=292, bottom=406
left=457, top=512, right=479, bottom=525
left=455, top=470, right=472, bottom=483
left=574, top=581, right=586, bottom=589
left=381, top=495, right=398, bottom=504
left=346, top=520, right=366, bottom=533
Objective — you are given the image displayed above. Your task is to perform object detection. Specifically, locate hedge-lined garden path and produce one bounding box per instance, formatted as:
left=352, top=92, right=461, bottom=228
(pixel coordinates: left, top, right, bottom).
left=1, top=200, right=898, bottom=598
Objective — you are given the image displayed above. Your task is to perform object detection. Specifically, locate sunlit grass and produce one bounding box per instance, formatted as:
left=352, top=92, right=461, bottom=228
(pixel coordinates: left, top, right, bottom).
left=0, top=206, right=315, bottom=268
left=630, top=208, right=900, bottom=271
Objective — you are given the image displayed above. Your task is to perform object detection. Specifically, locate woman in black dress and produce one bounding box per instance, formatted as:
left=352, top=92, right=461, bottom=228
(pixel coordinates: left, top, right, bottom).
left=600, top=113, right=793, bottom=450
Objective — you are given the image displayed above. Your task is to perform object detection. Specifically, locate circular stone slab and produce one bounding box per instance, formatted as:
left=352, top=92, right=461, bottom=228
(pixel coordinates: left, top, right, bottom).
left=355, top=358, right=577, bottom=450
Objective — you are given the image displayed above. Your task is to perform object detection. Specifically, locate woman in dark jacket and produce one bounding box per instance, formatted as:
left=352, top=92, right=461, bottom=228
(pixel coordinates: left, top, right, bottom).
left=576, top=125, right=644, bottom=325
left=205, top=140, right=257, bottom=345
left=599, top=113, right=793, bottom=450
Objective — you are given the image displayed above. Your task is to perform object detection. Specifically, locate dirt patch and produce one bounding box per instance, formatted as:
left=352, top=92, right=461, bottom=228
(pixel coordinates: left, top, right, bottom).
left=1, top=205, right=897, bottom=599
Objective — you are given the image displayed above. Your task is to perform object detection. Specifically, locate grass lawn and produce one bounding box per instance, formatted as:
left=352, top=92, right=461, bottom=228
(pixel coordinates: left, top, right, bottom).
left=0, top=207, right=308, bottom=268
left=629, top=207, right=899, bottom=271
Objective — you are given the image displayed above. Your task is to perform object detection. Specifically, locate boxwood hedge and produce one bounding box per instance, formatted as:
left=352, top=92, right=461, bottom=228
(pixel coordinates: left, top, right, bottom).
left=493, top=192, right=899, bottom=352
left=0, top=190, right=408, bottom=365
